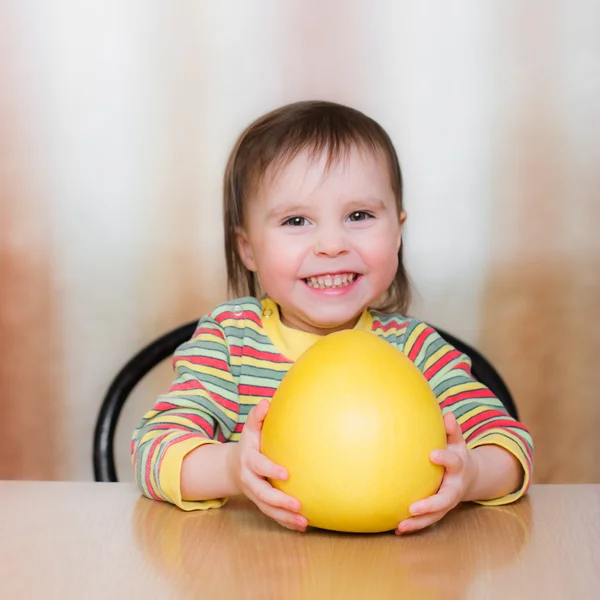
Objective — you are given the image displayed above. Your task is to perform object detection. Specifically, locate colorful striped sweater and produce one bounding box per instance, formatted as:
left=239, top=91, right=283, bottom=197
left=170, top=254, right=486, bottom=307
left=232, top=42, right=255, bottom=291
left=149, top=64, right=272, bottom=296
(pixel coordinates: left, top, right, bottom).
left=132, top=297, right=533, bottom=510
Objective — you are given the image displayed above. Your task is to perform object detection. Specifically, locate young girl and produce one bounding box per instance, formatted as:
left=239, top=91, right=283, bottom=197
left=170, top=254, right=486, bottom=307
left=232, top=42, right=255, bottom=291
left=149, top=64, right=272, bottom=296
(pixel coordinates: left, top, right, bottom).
left=132, top=101, right=533, bottom=534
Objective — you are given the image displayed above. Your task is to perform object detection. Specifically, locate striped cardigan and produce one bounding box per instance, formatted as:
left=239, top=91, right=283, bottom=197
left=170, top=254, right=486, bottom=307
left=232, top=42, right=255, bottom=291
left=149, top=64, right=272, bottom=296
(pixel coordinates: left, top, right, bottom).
left=132, top=297, right=533, bottom=509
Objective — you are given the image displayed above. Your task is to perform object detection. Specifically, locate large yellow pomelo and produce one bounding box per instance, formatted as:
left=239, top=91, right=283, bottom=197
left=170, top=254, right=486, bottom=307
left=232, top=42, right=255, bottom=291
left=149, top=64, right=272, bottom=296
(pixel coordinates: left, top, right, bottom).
left=260, top=329, right=447, bottom=533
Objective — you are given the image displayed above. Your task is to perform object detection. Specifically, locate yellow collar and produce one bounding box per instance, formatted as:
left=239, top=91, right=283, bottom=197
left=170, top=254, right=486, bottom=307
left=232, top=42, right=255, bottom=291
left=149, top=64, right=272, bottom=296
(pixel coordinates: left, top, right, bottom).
left=260, top=297, right=373, bottom=361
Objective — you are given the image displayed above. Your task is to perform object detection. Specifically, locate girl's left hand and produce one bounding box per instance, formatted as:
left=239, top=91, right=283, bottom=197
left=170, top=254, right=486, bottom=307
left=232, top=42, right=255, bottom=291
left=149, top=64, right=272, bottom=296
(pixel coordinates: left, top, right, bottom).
left=396, top=412, right=478, bottom=535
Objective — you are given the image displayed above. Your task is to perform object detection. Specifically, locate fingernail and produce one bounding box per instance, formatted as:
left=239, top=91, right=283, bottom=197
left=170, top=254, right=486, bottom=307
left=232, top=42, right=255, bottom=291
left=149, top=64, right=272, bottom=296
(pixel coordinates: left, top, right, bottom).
left=296, top=516, right=307, bottom=529
left=279, top=469, right=287, bottom=479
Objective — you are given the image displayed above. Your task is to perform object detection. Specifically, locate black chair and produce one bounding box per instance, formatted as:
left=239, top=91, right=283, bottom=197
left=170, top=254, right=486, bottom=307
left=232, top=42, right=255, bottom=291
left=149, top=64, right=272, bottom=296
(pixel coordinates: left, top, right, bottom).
left=93, top=321, right=517, bottom=482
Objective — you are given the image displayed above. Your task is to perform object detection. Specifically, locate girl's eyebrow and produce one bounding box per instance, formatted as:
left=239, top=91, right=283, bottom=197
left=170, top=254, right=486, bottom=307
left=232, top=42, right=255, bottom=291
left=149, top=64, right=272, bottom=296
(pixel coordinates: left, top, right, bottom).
left=266, top=203, right=311, bottom=219
left=346, top=197, right=387, bottom=211
left=266, top=197, right=388, bottom=219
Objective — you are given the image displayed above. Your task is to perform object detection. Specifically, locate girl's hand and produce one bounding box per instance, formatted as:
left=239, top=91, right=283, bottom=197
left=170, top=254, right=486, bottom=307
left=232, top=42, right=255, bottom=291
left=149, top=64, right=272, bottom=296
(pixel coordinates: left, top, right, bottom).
left=396, top=412, right=477, bottom=535
left=230, top=399, right=308, bottom=532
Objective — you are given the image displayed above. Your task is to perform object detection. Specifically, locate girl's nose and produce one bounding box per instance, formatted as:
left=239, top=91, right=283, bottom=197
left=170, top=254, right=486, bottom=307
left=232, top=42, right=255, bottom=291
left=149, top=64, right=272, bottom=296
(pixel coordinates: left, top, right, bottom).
left=313, top=225, right=349, bottom=257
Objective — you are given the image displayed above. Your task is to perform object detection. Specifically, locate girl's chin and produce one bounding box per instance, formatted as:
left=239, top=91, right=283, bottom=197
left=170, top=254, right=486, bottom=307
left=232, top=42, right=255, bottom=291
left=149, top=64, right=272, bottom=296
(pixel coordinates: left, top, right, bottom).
left=283, top=309, right=363, bottom=335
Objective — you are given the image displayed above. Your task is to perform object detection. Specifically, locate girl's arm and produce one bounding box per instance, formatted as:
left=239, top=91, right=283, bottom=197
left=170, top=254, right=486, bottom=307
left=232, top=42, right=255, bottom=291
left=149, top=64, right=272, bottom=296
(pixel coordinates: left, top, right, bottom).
left=397, top=412, right=525, bottom=534
left=464, top=444, right=523, bottom=503
left=180, top=443, right=240, bottom=501
left=181, top=400, right=307, bottom=531
left=131, top=315, right=239, bottom=510
left=401, top=320, right=534, bottom=505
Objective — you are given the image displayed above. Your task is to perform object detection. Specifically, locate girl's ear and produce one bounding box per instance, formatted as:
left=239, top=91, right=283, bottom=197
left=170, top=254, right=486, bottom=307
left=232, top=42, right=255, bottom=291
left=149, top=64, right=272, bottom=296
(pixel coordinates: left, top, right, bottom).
left=397, top=210, right=407, bottom=251
left=236, top=227, right=257, bottom=272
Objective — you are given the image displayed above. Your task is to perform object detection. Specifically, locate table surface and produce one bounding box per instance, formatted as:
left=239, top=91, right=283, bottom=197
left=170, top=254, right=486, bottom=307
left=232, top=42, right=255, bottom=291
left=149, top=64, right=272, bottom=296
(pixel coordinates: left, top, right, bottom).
left=1, top=482, right=599, bottom=599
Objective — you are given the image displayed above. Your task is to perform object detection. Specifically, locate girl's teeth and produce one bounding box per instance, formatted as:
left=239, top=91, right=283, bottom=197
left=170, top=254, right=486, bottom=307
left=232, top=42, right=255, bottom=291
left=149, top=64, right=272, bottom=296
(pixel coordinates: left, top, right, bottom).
left=306, top=273, right=356, bottom=289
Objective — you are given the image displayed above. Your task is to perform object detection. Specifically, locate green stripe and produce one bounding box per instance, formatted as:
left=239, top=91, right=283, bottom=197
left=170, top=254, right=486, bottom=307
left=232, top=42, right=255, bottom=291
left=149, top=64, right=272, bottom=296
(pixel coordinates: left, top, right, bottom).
left=174, top=368, right=238, bottom=396
left=178, top=341, right=229, bottom=359
left=225, top=327, right=274, bottom=347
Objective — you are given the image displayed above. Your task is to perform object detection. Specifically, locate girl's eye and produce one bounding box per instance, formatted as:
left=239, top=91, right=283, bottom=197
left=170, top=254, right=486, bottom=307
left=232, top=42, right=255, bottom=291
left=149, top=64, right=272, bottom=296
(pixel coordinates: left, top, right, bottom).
left=283, top=216, right=308, bottom=227
left=347, top=211, right=373, bottom=222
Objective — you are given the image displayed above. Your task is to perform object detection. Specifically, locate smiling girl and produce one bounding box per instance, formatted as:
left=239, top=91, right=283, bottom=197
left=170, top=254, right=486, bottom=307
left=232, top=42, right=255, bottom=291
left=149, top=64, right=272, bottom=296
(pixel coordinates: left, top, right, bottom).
left=132, top=101, right=533, bottom=534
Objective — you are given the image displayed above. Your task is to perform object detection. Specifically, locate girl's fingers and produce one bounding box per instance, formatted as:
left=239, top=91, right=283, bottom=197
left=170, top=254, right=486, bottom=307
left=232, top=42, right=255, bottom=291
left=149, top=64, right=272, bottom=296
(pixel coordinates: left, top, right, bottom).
left=246, top=474, right=302, bottom=512
left=396, top=509, right=448, bottom=535
left=409, top=486, right=460, bottom=516
left=252, top=450, right=288, bottom=481
left=245, top=487, right=306, bottom=531
left=430, top=448, right=464, bottom=473
left=259, top=503, right=308, bottom=532
left=246, top=399, right=270, bottom=434
left=443, top=412, right=464, bottom=446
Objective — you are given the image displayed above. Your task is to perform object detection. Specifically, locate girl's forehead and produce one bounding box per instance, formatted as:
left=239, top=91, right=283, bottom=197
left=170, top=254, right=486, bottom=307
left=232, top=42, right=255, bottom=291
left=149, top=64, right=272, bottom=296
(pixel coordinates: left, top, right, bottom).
left=260, top=146, right=391, bottom=196
left=244, top=150, right=397, bottom=223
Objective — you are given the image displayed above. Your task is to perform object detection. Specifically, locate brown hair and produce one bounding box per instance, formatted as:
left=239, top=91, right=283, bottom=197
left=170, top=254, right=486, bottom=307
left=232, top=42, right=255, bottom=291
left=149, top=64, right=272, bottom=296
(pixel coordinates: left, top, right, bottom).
left=223, top=100, right=410, bottom=313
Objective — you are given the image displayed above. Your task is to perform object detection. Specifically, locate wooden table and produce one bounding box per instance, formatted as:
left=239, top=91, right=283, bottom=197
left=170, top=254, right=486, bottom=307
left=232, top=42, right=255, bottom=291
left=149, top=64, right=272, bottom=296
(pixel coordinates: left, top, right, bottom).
left=1, top=482, right=598, bottom=599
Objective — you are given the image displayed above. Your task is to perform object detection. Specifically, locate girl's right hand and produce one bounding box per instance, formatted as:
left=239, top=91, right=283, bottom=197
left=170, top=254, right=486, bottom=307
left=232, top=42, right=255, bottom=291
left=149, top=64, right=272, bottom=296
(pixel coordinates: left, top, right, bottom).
left=230, top=399, right=308, bottom=532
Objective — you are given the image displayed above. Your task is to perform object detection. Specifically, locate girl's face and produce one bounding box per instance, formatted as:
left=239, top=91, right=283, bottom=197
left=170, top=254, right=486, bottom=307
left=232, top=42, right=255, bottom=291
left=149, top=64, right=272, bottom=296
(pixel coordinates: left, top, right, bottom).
left=236, top=147, right=405, bottom=335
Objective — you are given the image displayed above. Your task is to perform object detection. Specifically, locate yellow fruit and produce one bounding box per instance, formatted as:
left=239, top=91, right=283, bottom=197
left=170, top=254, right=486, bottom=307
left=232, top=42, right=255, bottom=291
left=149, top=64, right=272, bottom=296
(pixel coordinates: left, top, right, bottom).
left=261, top=329, right=447, bottom=533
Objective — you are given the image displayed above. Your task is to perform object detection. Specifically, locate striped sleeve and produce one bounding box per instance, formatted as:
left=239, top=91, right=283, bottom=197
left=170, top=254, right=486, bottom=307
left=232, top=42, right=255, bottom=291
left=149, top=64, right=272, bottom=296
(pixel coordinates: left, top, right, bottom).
left=402, top=320, right=534, bottom=505
left=131, top=314, right=240, bottom=510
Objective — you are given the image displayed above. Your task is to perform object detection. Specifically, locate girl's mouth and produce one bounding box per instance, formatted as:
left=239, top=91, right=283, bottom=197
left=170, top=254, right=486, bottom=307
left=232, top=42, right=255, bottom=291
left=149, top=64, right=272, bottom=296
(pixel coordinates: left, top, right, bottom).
left=303, top=272, right=360, bottom=290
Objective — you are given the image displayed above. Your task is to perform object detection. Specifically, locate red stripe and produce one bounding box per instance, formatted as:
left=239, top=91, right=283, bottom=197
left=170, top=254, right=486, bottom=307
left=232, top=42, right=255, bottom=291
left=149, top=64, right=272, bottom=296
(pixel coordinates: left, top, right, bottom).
left=239, top=384, right=277, bottom=398
left=169, top=380, right=205, bottom=393
left=460, top=409, right=511, bottom=432
left=454, top=361, right=472, bottom=375
left=193, top=326, right=225, bottom=340
left=144, top=433, right=169, bottom=500
left=234, top=422, right=245, bottom=433
left=216, top=310, right=262, bottom=327
left=172, top=412, right=215, bottom=437
left=148, top=424, right=188, bottom=431
left=371, top=319, right=410, bottom=333
left=167, top=378, right=238, bottom=413
left=153, top=401, right=179, bottom=411
left=407, top=327, right=431, bottom=361
left=509, top=429, right=534, bottom=462
left=210, top=391, right=239, bottom=413
left=156, top=432, right=203, bottom=479
left=147, top=413, right=215, bottom=437
left=148, top=423, right=200, bottom=434
left=470, top=423, right=534, bottom=463
left=176, top=355, right=229, bottom=371
left=230, top=344, right=291, bottom=364
left=464, top=419, right=522, bottom=442
left=424, top=349, right=462, bottom=380
left=440, top=388, right=496, bottom=410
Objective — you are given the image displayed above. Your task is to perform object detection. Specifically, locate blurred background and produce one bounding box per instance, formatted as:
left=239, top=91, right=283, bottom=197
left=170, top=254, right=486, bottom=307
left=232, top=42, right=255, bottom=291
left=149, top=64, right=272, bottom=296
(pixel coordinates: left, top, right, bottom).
left=1, top=0, right=598, bottom=483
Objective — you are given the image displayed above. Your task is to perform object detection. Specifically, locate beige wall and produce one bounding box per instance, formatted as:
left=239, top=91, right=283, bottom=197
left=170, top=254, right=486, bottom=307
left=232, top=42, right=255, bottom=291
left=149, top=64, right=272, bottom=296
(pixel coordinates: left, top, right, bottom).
left=1, top=0, right=599, bottom=482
